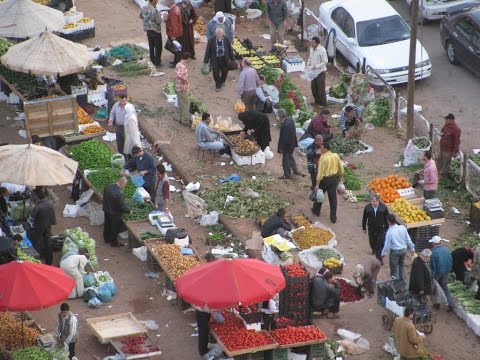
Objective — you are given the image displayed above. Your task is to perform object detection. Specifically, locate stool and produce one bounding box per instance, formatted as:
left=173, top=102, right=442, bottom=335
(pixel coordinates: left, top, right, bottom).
left=197, top=146, right=219, bottom=160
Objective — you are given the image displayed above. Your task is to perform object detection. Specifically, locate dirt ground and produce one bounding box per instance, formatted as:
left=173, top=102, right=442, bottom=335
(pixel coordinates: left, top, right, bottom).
left=1, top=0, right=480, bottom=359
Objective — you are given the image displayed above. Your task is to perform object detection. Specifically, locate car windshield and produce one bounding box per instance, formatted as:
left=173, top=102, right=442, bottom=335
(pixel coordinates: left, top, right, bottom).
left=356, top=15, right=411, bottom=46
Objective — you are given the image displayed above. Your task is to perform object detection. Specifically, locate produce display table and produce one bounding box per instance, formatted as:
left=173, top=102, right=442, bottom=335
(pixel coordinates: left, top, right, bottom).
left=387, top=197, right=444, bottom=229
left=59, top=130, right=106, bottom=144
left=110, top=333, right=162, bottom=359
left=86, top=313, right=145, bottom=345
left=124, top=219, right=162, bottom=247
left=210, top=329, right=278, bottom=358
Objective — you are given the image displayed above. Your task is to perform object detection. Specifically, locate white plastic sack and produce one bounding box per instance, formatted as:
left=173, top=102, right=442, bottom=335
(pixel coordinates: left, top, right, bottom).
left=76, top=189, right=94, bottom=206
left=298, top=245, right=343, bottom=276
left=133, top=246, right=148, bottom=262
left=264, top=146, right=274, bottom=160
left=403, top=137, right=431, bottom=166
left=298, top=137, right=314, bottom=153
left=63, top=204, right=80, bottom=218
left=199, top=211, right=219, bottom=226
left=77, top=202, right=104, bottom=226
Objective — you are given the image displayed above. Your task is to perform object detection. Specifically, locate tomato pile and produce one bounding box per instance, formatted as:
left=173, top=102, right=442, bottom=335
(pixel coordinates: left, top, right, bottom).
left=210, top=312, right=276, bottom=351
left=283, top=264, right=308, bottom=278
left=336, top=278, right=363, bottom=302
left=269, top=326, right=327, bottom=345
left=120, top=335, right=160, bottom=354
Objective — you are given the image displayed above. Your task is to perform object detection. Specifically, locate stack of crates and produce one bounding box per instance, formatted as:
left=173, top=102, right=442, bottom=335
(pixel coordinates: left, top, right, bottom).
left=264, top=348, right=288, bottom=360
left=307, top=342, right=327, bottom=360
left=279, top=265, right=311, bottom=326
left=407, top=225, right=440, bottom=252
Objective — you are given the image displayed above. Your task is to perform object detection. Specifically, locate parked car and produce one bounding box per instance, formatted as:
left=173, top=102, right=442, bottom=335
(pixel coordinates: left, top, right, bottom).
left=318, top=0, right=432, bottom=85
left=440, top=3, right=480, bottom=76
left=405, top=0, right=474, bottom=23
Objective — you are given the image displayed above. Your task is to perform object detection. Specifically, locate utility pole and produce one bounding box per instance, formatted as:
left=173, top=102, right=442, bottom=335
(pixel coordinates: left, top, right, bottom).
left=406, top=0, right=419, bottom=140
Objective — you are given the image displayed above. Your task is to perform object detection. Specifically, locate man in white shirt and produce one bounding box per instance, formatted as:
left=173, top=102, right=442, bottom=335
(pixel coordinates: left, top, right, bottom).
left=307, top=37, right=328, bottom=106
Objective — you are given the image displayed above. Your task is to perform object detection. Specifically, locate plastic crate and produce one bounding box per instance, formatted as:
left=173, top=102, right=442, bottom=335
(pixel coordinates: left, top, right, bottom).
left=307, top=343, right=326, bottom=360
left=146, top=252, right=161, bottom=273
left=60, top=27, right=95, bottom=42
left=281, top=265, right=310, bottom=285
left=107, top=83, right=128, bottom=100
left=265, top=348, right=288, bottom=360
left=233, top=351, right=265, bottom=360
left=408, top=225, right=440, bottom=242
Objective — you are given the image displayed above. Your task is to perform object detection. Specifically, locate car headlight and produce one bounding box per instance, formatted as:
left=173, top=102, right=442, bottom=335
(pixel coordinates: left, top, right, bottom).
left=373, top=69, right=391, bottom=74
left=416, top=60, right=431, bottom=68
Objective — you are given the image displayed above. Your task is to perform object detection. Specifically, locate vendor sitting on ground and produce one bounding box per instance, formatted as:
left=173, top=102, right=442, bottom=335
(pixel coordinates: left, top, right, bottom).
left=0, top=234, right=22, bottom=265
left=195, top=112, right=229, bottom=155
left=261, top=208, right=292, bottom=238
left=339, top=105, right=363, bottom=138
left=238, top=110, right=272, bottom=151
left=311, top=269, right=340, bottom=318
left=60, top=248, right=93, bottom=299
left=352, top=256, right=382, bottom=298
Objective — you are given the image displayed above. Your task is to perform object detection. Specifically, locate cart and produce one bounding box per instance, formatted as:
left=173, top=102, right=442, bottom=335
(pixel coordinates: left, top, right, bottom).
left=377, top=280, right=435, bottom=334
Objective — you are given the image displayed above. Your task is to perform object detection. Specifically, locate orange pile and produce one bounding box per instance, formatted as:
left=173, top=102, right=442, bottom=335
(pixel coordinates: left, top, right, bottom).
left=82, top=125, right=104, bottom=135
left=77, top=106, right=94, bottom=125
left=368, top=175, right=411, bottom=203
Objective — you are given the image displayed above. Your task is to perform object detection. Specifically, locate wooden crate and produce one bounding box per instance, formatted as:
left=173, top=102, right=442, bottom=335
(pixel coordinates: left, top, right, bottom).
left=110, top=333, right=162, bottom=359
left=388, top=197, right=444, bottom=229
left=86, top=312, right=146, bottom=344
left=210, top=329, right=278, bottom=357
left=59, top=130, right=106, bottom=144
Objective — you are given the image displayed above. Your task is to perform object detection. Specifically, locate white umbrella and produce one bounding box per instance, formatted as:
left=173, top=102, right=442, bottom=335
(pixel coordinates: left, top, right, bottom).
left=1, top=32, right=94, bottom=76
left=0, top=144, right=78, bottom=186
left=0, top=0, right=65, bottom=39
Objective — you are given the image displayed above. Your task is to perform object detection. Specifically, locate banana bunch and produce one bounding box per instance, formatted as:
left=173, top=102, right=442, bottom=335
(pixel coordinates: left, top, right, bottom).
left=64, top=23, right=78, bottom=29
left=262, top=55, right=280, bottom=65
left=324, top=257, right=342, bottom=269
left=247, top=56, right=265, bottom=70
left=232, top=38, right=251, bottom=56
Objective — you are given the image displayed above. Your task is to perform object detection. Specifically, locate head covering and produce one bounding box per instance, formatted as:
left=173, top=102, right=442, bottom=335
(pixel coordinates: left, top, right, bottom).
left=428, top=235, right=450, bottom=244
left=420, top=249, right=432, bottom=257
left=214, top=11, right=225, bottom=24
left=124, top=103, right=136, bottom=117
left=352, top=264, right=364, bottom=279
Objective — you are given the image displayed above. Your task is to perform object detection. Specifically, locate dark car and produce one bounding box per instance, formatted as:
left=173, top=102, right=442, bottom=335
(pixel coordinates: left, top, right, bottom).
left=440, top=3, right=480, bottom=77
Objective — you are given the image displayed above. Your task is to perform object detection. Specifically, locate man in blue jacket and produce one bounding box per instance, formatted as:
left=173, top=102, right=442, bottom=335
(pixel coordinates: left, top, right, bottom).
left=429, top=235, right=454, bottom=311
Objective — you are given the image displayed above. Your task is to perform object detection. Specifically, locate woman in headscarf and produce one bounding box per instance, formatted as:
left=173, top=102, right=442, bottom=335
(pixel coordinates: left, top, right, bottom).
left=180, top=0, right=198, bottom=59
left=352, top=256, right=382, bottom=297
left=123, top=104, right=141, bottom=158
left=206, top=11, right=234, bottom=41
left=238, top=110, right=272, bottom=150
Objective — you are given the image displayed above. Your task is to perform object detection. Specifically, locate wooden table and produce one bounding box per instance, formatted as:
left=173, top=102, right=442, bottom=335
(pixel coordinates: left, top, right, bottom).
left=210, top=329, right=278, bottom=357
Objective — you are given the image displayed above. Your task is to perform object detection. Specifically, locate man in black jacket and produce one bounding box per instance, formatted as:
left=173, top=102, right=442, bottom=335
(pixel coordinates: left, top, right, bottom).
left=203, top=28, right=235, bottom=91
left=0, top=234, right=22, bottom=265
left=103, top=177, right=131, bottom=247
left=277, top=109, right=300, bottom=179
left=362, top=193, right=389, bottom=262
left=409, top=249, right=433, bottom=296
left=261, top=208, right=292, bottom=238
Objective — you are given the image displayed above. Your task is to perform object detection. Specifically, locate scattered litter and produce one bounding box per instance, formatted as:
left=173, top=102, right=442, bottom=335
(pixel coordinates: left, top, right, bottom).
left=156, top=334, right=161, bottom=337
left=466, top=221, right=471, bottom=225
left=452, top=207, right=460, bottom=214
left=112, top=59, right=122, bottom=66
left=191, top=333, right=198, bottom=337
left=473, top=149, right=480, bottom=155
left=107, top=305, right=112, bottom=308
left=149, top=297, right=154, bottom=300
left=394, top=161, right=402, bottom=168
left=150, top=71, right=165, bottom=77
left=260, top=34, right=271, bottom=40
left=169, top=185, right=177, bottom=192
left=251, top=176, right=256, bottom=180
left=220, top=162, right=226, bottom=166
left=183, top=308, right=195, bottom=313
left=163, top=162, right=173, bottom=172
left=14, top=113, right=25, bottom=120
left=103, top=132, right=116, bottom=142
left=104, top=258, right=110, bottom=261
left=185, top=182, right=200, bottom=192
left=190, top=323, right=198, bottom=327
left=18, top=130, right=27, bottom=139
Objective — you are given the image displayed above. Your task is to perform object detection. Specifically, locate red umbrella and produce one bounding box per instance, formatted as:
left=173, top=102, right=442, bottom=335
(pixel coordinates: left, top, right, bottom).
left=175, top=258, right=286, bottom=309
left=0, top=260, right=75, bottom=311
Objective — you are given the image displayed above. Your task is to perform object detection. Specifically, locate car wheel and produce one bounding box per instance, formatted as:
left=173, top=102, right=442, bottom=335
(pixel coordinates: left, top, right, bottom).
left=446, top=41, right=459, bottom=65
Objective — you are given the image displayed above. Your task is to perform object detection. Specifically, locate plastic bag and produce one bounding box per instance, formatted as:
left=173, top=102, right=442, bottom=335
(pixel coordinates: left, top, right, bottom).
left=239, top=187, right=260, bottom=198
left=76, top=189, right=94, bottom=206
left=233, top=100, right=246, bottom=113
left=133, top=246, right=148, bottom=262
left=98, top=284, right=113, bottom=303
left=83, top=273, right=96, bottom=288
left=111, top=154, right=125, bottom=169
left=77, top=202, right=104, bottom=226
left=310, top=189, right=324, bottom=203
left=131, top=174, right=145, bottom=187
left=264, top=146, right=274, bottom=160
left=61, top=238, right=78, bottom=256
left=337, top=182, right=346, bottom=195
left=199, top=211, right=219, bottom=226
left=104, top=281, right=117, bottom=296
left=298, top=137, right=314, bottom=153
left=201, top=62, right=211, bottom=75
left=88, top=297, right=102, bottom=309
left=83, top=287, right=98, bottom=302
left=403, top=137, right=432, bottom=166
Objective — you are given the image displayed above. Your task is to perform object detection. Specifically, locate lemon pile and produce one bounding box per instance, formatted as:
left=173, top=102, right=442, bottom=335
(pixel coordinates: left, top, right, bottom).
left=262, top=55, right=280, bottom=65
left=232, top=38, right=252, bottom=56
left=390, top=198, right=431, bottom=224
left=324, top=257, right=342, bottom=269
left=246, top=56, right=265, bottom=70
left=64, top=23, right=78, bottom=29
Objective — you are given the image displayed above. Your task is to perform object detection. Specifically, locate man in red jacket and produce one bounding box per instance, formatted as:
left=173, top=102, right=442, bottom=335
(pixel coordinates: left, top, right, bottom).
left=437, top=113, right=461, bottom=178
left=166, top=0, right=183, bottom=67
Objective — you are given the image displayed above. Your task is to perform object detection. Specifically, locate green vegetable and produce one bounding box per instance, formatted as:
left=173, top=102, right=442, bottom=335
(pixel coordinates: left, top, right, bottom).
left=12, top=346, right=53, bottom=360
left=279, top=77, right=296, bottom=99
left=449, top=158, right=461, bottom=182
left=10, top=202, right=33, bottom=221
left=363, top=97, right=390, bottom=127
left=294, top=110, right=315, bottom=127
left=87, top=168, right=136, bottom=199
left=163, top=80, right=176, bottom=95
left=140, top=231, right=162, bottom=240
left=123, top=200, right=155, bottom=221
left=114, top=61, right=150, bottom=77
left=64, top=227, right=98, bottom=268
left=314, top=247, right=342, bottom=262
left=97, top=274, right=112, bottom=282
left=201, top=178, right=288, bottom=219
left=278, top=98, right=295, bottom=117
left=412, top=137, right=430, bottom=149
left=343, top=167, right=363, bottom=191
left=0, top=37, right=12, bottom=57
left=328, top=74, right=351, bottom=99
left=16, top=248, right=41, bottom=263
left=259, top=66, right=283, bottom=85
left=188, top=94, right=208, bottom=114
left=69, top=139, right=113, bottom=170
left=0, top=65, right=45, bottom=99
left=329, top=135, right=367, bottom=155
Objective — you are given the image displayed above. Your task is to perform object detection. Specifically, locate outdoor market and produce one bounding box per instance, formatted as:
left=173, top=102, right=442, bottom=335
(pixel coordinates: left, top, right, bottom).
left=0, top=0, right=480, bottom=360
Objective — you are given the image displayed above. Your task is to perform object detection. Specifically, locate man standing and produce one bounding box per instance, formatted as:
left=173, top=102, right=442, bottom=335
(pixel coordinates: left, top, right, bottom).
left=339, top=105, right=362, bottom=138
left=429, top=235, right=454, bottom=311
left=306, top=110, right=332, bottom=140
left=421, top=151, right=438, bottom=199
left=237, top=58, right=260, bottom=111
left=103, top=177, right=130, bottom=247
left=392, top=307, right=426, bottom=360
left=307, top=37, right=328, bottom=106
left=204, top=28, right=235, bottom=92
left=306, top=135, right=323, bottom=189
left=166, top=0, right=183, bottom=67
left=381, top=214, right=415, bottom=281
left=27, top=187, right=56, bottom=265
left=56, top=303, right=78, bottom=360
left=266, top=0, right=288, bottom=52
left=277, top=109, right=299, bottom=180
left=124, top=146, right=157, bottom=201
left=362, top=193, right=389, bottom=261
left=313, top=142, right=344, bottom=223
left=409, top=248, right=433, bottom=297
left=140, top=0, right=163, bottom=67
left=155, top=163, right=170, bottom=212
left=108, top=94, right=129, bottom=155
left=175, top=52, right=192, bottom=126
left=437, top=113, right=461, bottom=178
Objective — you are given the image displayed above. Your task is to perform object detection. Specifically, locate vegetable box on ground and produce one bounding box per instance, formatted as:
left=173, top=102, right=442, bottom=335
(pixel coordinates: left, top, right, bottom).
left=110, top=334, right=162, bottom=359
left=86, top=313, right=146, bottom=344
left=291, top=222, right=335, bottom=250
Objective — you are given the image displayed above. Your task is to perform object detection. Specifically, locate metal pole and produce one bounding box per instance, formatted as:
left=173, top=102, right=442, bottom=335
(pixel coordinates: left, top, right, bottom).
left=406, top=0, right=419, bottom=141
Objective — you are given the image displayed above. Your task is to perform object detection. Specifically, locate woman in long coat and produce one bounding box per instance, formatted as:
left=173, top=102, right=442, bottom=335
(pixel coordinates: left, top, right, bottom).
left=238, top=110, right=272, bottom=150
left=180, top=0, right=198, bottom=58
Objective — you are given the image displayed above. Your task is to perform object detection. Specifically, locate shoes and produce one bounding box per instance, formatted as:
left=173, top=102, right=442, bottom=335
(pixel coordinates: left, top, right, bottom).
left=310, top=208, right=320, bottom=216
left=215, top=87, right=221, bottom=92
left=111, top=242, right=125, bottom=247
left=330, top=217, right=337, bottom=224
left=278, top=175, right=290, bottom=180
